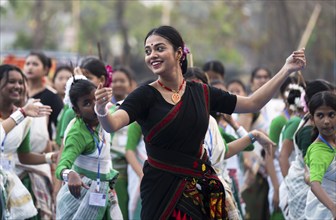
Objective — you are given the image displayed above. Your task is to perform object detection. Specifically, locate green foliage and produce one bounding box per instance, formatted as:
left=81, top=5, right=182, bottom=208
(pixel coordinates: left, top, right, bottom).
left=12, top=31, right=32, bottom=49
left=2, top=0, right=335, bottom=82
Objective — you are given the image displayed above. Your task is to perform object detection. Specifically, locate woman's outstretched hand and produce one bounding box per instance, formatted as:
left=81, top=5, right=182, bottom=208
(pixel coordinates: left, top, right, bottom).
left=94, top=83, right=112, bottom=115
left=252, top=130, right=275, bottom=156
left=22, top=99, right=52, bottom=117
left=284, top=48, right=306, bottom=74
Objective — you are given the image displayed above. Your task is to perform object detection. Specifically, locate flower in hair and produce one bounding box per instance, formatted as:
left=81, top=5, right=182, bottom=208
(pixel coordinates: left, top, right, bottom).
left=181, top=44, right=190, bottom=62
left=106, top=65, right=113, bottom=74
left=64, top=75, right=88, bottom=108
left=287, top=83, right=305, bottom=94
left=300, top=91, right=308, bottom=113
left=286, top=83, right=305, bottom=112
left=183, top=45, right=190, bottom=55
left=105, top=65, right=113, bottom=87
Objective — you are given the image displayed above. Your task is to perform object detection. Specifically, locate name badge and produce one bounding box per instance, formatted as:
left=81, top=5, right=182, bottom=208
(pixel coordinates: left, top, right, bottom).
left=0, top=156, right=14, bottom=171
left=89, top=192, right=106, bottom=207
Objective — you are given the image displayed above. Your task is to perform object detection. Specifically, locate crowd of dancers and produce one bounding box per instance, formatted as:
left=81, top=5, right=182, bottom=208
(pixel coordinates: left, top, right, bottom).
left=1, top=25, right=335, bottom=220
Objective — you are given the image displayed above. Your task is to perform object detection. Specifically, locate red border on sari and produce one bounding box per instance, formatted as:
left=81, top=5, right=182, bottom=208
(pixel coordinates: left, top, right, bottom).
left=145, top=101, right=183, bottom=143
left=160, top=179, right=188, bottom=219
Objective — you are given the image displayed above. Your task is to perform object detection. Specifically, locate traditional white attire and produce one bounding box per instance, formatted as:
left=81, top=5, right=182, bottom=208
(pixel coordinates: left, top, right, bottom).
left=204, top=116, right=242, bottom=220
left=15, top=116, right=53, bottom=219
left=0, top=118, right=38, bottom=219
left=127, top=139, right=146, bottom=219
left=305, top=149, right=336, bottom=219
left=279, top=118, right=309, bottom=219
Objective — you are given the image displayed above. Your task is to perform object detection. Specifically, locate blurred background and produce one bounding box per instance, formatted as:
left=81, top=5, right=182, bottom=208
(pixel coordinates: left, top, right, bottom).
left=0, top=0, right=335, bottom=84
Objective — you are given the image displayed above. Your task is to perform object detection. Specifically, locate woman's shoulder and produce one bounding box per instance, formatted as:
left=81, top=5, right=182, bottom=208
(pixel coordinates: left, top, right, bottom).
left=66, top=118, right=87, bottom=137
left=272, top=114, right=287, bottom=123
left=128, top=84, right=156, bottom=98
left=307, top=141, right=332, bottom=155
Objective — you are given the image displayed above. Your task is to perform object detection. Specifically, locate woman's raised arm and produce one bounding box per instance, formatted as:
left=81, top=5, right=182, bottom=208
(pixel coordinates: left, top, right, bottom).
left=234, top=48, right=306, bottom=113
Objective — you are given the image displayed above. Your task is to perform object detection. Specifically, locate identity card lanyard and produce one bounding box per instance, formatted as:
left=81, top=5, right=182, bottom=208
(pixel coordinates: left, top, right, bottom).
left=86, top=124, right=105, bottom=192
left=318, top=134, right=335, bottom=152
left=1, top=134, right=7, bottom=163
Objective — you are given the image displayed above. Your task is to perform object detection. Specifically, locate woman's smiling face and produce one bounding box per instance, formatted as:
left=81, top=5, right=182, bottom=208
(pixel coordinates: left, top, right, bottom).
left=144, top=35, right=180, bottom=76
left=0, top=70, right=25, bottom=104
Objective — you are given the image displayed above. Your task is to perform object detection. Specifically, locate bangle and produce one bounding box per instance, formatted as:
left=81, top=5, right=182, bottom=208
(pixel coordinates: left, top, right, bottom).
left=94, top=105, right=108, bottom=117
left=10, top=110, right=25, bottom=125
left=248, top=132, right=257, bottom=144
left=18, top=108, right=27, bottom=117
left=62, top=169, right=75, bottom=182
left=236, top=126, right=248, bottom=138
left=45, top=152, right=54, bottom=164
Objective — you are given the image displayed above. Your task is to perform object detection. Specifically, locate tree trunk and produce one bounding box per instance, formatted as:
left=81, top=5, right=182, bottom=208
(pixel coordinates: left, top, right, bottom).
left=31, top=0, right=45, bottom=49
left=116, top=0, right=131, bottom=65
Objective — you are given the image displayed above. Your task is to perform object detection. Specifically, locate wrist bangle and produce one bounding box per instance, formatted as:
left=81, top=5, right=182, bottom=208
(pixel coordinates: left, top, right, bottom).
left=10, top=110, right=25, bottom=125
left=94, top=105, right=108, bottom=117
left=18, top=108, right=27, bottom=117
left=45, top=152, right=54, bottom=164
left=236, top=126, right=248, bottom=138
left=62, top=169, right=75, bottom=182
left=248, top=132, right=257, bottom=144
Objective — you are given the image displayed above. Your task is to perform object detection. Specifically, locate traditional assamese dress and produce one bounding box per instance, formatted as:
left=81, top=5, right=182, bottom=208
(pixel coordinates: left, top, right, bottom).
left=15, top=116, right=53, bottom=219
left=119, top=81, right=237, bottom=219
left=204, top=116, right=242, bottom=220
left=0, top=117, right=38, bottom=219
left=55, top=118, right=121, bottom=219
left=304, top=140, right=336, bottom=220
left=279, top=116, right=310, bottom=219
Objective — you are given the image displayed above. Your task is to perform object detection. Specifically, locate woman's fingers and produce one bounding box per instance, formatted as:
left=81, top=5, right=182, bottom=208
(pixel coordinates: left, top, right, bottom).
left=69, top=183, right=82, bottom=198
left=36, top=105, right=52, bottom=117
left=95, top=85, right=112, bottom=104
left=82, top=181, right=90, bottom=189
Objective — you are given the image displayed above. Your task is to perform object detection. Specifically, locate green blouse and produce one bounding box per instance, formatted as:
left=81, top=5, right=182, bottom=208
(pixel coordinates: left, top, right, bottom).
left=125, top=122, right=142, bottom=152
left=269, top=115, right=287, bottom=145
left=17, top=130, right=31, bottom=153
left=295, top=125, right=313, bottom=157
left=282, top=116, right=301, bottom=141
left=59, top=107, right=76, bottom=142
left=305, top=141, right=336, bottom=183
left=56, top=118, right=99, bottom=180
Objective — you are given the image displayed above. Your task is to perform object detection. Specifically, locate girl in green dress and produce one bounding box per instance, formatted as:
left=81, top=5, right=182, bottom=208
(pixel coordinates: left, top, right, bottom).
left=56, top=79, right=122, bottom=219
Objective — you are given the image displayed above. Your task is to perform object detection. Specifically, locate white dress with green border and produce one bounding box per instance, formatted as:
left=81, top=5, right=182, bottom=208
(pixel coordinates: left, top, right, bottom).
left=56, top=119, right=122, bottom=220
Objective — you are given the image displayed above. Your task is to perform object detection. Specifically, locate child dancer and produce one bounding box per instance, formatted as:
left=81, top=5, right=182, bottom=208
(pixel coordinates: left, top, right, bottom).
left=55, top=79, right=122, bottom=219
left=304, top=91, right=336, bottom=219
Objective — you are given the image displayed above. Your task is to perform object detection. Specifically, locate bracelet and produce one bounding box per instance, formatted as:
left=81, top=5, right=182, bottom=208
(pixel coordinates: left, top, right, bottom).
left=248, top=132, right=257, bottom=144
left=94, top=105, right=108, bottom=117
left=62, top=169, right=75, bottom=182
left=18, top=108, right=27, bottom=117
left=10, top=109, right=25, bottom=125
left=45, top=152, right=54, bottom=164
left=236, top=126, right=248, bottom=138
